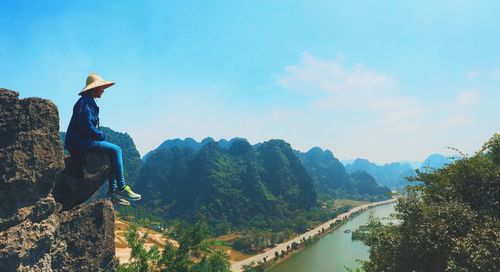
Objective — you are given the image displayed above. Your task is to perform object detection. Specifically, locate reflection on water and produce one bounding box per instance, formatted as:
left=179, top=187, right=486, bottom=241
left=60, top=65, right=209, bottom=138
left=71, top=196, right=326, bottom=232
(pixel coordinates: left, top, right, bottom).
left=269, top=203, right=396, bottom=272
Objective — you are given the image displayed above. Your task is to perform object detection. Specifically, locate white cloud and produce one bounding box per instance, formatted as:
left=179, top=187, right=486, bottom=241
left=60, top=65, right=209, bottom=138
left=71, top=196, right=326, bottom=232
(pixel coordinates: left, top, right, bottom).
left=466, top=68, right=500, bottom=80
left=455, top=90, right=481, bottom=108
left=277, top=53, right=425, bottom=130
left=490, top=68, right=500, bottom=80
left=369, top=96, right=420, bottom=112
left=371, top=96, right=425, bottom=132
left=439, top=90, right=482, bottom=129
left=466, top=70, right=481, bottom=80
left=277, top=54, right=396, bottom=99
left=442, top=113, right=472, bottom=128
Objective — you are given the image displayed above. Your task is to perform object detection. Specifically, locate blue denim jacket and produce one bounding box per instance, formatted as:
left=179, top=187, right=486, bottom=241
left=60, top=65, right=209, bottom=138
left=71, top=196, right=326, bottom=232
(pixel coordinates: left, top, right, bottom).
left=64, top=94, right=106, bottom=154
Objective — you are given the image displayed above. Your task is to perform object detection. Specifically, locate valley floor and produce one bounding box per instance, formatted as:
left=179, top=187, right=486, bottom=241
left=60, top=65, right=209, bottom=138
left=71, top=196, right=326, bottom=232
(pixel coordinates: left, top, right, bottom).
left=113, top=198, right=395, bottom=269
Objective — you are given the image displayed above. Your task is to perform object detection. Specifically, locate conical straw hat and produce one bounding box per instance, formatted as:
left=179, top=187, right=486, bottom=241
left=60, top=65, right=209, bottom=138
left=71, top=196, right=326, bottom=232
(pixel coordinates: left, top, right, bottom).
left=79, top=72, right=115, bottom=95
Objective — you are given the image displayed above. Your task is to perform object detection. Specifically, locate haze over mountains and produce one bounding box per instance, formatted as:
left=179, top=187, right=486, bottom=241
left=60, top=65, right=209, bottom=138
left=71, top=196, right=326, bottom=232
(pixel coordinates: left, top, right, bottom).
left=343, top=154, right=455, bottom=189
left=345, top=159, right=416, bottom=189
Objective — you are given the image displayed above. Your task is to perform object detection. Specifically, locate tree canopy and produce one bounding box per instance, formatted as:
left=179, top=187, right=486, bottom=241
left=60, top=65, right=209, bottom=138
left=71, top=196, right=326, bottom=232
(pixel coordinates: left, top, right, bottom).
left=118, top=220, right=231, bottom=272
left=363, top=134, right=500, bottom=272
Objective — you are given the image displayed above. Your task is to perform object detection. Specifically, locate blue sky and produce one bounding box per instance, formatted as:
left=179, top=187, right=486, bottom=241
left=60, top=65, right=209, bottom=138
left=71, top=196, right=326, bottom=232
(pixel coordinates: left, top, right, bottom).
left=1, top=0, right=499, bottom=163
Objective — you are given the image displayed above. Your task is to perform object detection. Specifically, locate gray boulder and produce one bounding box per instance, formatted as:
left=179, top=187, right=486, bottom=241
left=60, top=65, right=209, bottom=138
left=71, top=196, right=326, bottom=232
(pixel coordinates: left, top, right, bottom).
left=54, top=152, right=111, bottom=211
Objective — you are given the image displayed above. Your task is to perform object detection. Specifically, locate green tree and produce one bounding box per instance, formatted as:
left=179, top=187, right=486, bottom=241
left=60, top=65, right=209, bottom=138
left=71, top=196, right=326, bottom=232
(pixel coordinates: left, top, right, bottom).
left=362, top=134, right=500, bottom=272
left=118, top=223, right=161, bottom=272
left=118, top=220, right=231, bottom=272
left=160, top=220, right=231, bottom=272
left=194, top=250, right=231, bottom=272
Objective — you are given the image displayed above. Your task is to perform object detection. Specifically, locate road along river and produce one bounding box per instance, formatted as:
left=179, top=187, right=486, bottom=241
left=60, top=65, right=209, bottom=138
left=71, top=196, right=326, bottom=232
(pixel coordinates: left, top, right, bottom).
left=230, top=199, right=396, bottom=272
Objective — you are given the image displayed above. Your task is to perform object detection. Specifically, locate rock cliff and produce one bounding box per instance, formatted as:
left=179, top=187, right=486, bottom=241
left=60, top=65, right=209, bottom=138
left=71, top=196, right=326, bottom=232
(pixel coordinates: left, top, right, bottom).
left=0, top=88, right=116, bottom=271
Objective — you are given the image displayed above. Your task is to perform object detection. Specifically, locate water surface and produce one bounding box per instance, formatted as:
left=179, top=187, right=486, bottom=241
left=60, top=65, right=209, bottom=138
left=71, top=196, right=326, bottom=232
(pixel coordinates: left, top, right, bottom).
left=269, top=203, right=396, bottom=272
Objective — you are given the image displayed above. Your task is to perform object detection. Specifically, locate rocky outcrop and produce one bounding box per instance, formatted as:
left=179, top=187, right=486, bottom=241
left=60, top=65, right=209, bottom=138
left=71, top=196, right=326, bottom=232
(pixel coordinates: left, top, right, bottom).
left=51, top=201, right=115, bottom=271
left=0, top=88, right=116, bottom=271
left=53, top=152, right=111, bottom=211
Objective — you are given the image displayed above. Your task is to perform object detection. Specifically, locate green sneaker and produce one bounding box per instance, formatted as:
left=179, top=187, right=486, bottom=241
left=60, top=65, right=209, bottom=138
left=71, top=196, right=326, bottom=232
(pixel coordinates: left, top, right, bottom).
left=107, top=192, right=130, bottom=206
left=116, top=185, right=141, bottom=201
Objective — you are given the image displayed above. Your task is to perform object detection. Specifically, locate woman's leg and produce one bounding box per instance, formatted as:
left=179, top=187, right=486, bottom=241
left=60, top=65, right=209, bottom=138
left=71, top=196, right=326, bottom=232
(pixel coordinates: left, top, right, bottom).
left=85, top=141, right=141, bottom=202
left=93, top=141, right=126, bottom=192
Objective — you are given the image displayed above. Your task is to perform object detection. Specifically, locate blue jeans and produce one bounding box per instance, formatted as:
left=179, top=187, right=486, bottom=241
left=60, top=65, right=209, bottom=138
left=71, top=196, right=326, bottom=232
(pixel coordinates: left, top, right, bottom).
left=86, top=141, right=126, bottom=192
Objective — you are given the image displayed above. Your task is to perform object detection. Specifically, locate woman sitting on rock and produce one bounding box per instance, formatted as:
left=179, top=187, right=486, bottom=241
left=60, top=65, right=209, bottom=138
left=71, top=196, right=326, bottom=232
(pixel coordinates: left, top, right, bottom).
left=64, top=72, right=141, bottom=206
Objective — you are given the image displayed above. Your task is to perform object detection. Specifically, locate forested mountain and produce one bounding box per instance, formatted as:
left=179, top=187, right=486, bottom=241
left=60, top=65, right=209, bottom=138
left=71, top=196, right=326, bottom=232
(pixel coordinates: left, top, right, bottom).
left=419, top=153, right=454, bottom=172
left=137, top=138, right=317, bottom=233
left=297, top=147, right=390, bottom=200
left=59, top=132, right=67, bottom=153
left=142, top=137, right=203, bottom=160
left=348, top=170, right=392, bottom=197
left=142, top=137, right=248, bottom=160
left=345, top=159, right=416, bottom=189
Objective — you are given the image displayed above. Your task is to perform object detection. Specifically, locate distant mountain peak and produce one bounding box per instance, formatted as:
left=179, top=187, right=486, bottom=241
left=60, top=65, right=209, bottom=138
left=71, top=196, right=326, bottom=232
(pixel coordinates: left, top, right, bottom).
left=144, top=136, right=253, bottom=160
left=307, top=146, right=324, bottom=153
left=419, top=153, right=454, bottom=171
left=350, top=158, right=373, bottom=166
left=201, top=137, right=215, bottom=144
left=345, top=158, right=415, bottom=189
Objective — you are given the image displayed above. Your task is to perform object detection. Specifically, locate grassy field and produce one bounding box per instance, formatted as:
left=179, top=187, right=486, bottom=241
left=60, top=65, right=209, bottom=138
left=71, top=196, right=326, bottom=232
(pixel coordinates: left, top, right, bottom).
left=212, top=233, right=253, bottom=262
left=332, top=199, right=372, bottom=209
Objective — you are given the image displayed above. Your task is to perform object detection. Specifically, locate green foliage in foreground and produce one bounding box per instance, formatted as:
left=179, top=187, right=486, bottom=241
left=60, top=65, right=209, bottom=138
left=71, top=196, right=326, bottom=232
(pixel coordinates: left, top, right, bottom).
left=362, top=134, right=500, bottom=272
left=118, top=221, right=231, bottom=272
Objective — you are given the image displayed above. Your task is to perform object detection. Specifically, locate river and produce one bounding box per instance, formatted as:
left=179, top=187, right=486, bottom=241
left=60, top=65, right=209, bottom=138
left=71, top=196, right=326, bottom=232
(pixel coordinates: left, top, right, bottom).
left=268, top=203, right=396, bottom=272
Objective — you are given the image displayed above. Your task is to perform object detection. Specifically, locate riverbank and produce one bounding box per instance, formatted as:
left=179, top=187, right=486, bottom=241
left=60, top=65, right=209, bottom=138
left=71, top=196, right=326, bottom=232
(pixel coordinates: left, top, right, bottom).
left=230, top=198, right=397, bottom=272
